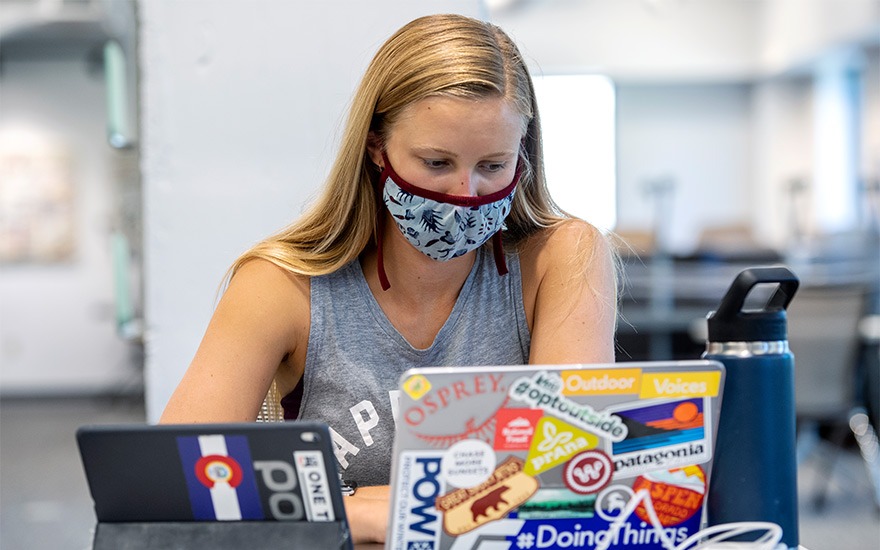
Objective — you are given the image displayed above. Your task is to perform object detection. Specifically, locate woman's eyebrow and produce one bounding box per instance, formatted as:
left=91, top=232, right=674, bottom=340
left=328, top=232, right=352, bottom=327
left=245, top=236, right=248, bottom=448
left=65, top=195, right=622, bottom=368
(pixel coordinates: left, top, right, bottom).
left=412, top=146, right=516, bottom=158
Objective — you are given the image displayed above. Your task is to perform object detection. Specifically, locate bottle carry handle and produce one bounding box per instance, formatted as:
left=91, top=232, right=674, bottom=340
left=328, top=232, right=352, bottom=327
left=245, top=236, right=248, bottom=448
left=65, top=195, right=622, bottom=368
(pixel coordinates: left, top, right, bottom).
left=713, top=266, right=800, bottom=321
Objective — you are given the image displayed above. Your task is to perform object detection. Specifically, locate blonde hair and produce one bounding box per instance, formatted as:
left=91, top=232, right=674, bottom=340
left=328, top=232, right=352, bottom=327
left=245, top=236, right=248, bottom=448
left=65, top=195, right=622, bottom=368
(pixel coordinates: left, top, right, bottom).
left=228, top=14, right=566, bottom=281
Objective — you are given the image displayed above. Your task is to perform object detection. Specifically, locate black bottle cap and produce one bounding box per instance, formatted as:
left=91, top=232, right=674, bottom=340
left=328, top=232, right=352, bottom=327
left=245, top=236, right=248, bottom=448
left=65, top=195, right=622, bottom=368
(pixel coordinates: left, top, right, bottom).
left=707, top=266, right=800, bottom=343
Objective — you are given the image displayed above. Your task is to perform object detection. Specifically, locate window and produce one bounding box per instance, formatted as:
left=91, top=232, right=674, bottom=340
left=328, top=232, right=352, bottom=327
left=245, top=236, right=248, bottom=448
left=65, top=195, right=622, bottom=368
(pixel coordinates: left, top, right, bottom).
left=533, top=74, right=617, bottom=231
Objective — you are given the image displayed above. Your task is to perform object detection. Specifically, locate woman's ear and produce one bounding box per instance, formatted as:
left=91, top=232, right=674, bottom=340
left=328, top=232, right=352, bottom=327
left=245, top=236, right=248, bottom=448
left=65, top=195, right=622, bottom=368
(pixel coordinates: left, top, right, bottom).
left=366, top=131, right=384, bottom=169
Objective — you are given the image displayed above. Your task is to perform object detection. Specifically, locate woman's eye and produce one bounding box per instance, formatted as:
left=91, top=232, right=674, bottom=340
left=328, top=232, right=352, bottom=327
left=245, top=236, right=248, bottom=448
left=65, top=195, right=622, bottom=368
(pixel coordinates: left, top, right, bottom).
left=423, top=159, right=449, bottom=169
left=482, top=163, right=506, bottom=173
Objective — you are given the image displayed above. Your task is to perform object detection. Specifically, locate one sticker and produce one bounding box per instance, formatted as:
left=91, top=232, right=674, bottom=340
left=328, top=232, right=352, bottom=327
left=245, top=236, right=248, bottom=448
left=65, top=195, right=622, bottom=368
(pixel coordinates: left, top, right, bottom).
left=524, top=416, right=599, bottom=476
left=294, top=450, right=334, bottom=521
left=493, top=408, right=543, bottom=451
left=563, top=449, right=614, bottom=495
left=632, top=465, right=706, bottom=526
left=609, top=398, right=711, bottom=478
left=435, top=456, right=538, bottom=536
left=508, top=371, right=628, bottom=442
left=561, top=368, right=642, bottom=395
left=441, top=439, right=496, bottom=488
left=402, top=374, right=432, bottom=400
left=639, top=371, right=721, bottom=399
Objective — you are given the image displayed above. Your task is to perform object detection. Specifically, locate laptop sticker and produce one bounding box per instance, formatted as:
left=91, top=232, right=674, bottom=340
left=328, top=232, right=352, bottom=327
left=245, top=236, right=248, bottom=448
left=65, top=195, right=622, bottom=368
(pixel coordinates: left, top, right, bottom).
left=294, top=450, right=335, bottom=521
left=609, top=398, right=712, bottom=478
left=493, top=408, right=543, bottom=451
left=388, top=451, right=446, bottom=550
left=435, top=456, right=538, bottom=537
left=562, top=449, right=614, bottom=495
left=176, top=434, right=265, bottom=521
left=509, top=371, right=628, bottom=442
left=631, top=465, right=706, bottom=527
left=524, top=416, right=600, bottom=477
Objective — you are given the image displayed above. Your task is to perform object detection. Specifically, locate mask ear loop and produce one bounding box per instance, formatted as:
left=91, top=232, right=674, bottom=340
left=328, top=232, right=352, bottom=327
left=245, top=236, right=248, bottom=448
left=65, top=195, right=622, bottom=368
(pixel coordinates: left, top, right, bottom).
left=375, top=161, right=392, bottom=291
left=490, top=159, right=525, bottom=277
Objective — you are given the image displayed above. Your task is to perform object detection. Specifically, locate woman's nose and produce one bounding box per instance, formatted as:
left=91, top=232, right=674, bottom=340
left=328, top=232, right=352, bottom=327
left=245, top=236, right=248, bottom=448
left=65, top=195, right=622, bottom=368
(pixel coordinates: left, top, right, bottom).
left=455, top=170, right=479, bottom=197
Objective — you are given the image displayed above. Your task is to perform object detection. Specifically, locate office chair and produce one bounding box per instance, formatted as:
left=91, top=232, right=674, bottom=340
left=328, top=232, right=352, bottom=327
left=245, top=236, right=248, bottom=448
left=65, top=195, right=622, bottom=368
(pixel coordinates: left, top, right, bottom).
left=788, top=283, right=879, bottom=511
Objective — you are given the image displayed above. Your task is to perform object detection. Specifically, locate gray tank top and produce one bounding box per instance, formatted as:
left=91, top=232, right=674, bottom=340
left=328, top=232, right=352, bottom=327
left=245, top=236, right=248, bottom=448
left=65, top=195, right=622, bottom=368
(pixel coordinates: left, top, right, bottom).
left=291, top=246, right=530, bottom=486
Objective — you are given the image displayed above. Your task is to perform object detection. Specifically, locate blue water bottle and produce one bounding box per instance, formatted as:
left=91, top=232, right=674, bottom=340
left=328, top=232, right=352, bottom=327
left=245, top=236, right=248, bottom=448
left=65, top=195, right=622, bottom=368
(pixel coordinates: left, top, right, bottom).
left=704, top=267, right=800, bottom=548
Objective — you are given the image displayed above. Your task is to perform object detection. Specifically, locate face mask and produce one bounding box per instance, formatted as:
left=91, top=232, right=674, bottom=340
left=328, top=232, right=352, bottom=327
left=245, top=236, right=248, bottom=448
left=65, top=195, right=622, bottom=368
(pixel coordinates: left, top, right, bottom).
left=374, top=154, right=521, bottom=290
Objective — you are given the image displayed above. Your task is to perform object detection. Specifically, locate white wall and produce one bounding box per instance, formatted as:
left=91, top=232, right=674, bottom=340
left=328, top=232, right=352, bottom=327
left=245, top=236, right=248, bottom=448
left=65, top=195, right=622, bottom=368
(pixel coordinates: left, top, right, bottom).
left=0, top=59, right=133, bottom=394
left=139, top=0, right=484, bottom=421
left=492, top=0, right=759, bottom=81
left=616, top=84, right=754, bottom=254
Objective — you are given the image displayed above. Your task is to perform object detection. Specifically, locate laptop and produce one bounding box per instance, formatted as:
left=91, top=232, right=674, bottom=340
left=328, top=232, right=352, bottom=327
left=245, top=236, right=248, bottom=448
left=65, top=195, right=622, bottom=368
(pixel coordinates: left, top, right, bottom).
left=386, top=360, right=726, bottom=550
left=77, top=421, right=353, bottom=550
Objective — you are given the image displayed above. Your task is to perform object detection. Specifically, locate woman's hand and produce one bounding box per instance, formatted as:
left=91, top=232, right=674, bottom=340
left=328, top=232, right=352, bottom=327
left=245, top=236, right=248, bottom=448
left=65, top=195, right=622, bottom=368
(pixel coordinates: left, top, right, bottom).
left=343, top=485, right=390, bottom=544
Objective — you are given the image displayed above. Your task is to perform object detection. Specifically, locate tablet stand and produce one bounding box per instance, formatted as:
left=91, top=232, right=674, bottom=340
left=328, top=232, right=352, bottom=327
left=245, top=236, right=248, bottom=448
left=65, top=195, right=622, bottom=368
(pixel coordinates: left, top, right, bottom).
left=90, top=520, right=353, bottom=550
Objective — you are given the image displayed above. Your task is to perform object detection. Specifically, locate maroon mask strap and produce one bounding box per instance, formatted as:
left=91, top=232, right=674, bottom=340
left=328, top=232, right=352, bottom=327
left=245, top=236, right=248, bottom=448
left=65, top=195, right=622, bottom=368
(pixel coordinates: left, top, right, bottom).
left=375, top=173, right=392, bottom=291
left=492, top=231, right=508, bottom=276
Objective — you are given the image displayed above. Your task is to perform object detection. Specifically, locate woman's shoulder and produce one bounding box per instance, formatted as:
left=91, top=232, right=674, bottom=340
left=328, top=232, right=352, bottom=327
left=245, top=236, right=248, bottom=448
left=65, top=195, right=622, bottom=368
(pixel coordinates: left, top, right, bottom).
left=226, top=258, right=311, bottom=311
left=517, top=218, right=612, bottom=272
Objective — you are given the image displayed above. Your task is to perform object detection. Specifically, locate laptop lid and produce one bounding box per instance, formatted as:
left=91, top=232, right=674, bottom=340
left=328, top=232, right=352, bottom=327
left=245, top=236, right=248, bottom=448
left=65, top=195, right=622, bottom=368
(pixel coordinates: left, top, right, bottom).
left=387, top=360, right=725, bottom=550
left=77, top=422, right=348, bottom=527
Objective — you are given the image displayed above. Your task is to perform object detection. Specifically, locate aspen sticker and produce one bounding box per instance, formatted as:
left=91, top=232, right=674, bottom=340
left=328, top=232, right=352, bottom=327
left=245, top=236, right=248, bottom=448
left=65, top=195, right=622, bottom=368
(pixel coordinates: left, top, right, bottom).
left=631, top=465, right=706, bottom=526
left=563, top=449, right=614, bottom=495
left=434, top=456, right=538, bottom=536
left=441, top=439, right=496, bottom=489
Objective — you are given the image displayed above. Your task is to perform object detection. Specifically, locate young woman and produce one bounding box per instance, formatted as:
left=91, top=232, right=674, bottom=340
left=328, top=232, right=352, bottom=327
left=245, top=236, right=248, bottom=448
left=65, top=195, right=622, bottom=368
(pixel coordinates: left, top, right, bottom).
left=160, top=13, right=617, bottom=543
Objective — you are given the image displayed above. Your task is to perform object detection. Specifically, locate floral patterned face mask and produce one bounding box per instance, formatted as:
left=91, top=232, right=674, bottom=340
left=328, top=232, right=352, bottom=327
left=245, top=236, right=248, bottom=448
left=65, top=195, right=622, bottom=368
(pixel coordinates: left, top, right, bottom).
left=374, top=153, right=521, bottom=290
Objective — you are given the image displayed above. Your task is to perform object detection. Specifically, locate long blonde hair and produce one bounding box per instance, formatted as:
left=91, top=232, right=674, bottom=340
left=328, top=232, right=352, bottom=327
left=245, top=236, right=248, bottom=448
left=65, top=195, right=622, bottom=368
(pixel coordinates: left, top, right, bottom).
left=229, top=14, right=566, bottom=280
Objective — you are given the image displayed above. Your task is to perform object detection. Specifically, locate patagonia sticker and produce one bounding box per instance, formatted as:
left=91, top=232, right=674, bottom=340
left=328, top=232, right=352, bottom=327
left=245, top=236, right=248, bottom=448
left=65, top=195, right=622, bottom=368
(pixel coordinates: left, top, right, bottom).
left=435, top=456, right=538, bottom=536
left=609, top=398, right=712, bottom=478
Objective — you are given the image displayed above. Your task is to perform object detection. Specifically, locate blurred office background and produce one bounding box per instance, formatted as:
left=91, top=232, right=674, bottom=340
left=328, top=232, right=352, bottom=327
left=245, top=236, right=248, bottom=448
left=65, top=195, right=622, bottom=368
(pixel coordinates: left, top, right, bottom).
left=1, top=0, right=878, bottom=548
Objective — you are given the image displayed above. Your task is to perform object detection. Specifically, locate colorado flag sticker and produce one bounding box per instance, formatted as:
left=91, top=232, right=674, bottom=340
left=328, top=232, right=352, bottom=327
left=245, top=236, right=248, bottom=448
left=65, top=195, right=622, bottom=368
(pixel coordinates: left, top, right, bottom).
left=177, top=434, right=265, bottom=520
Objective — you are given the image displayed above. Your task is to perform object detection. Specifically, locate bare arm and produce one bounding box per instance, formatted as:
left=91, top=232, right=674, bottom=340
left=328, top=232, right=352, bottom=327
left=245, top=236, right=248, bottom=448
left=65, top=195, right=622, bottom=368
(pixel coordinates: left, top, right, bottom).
left=343, top=485, right=390, bottom=543
left=159, top=259, right=309, bottom=423
left=525, top=220, right=617, bottom=365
